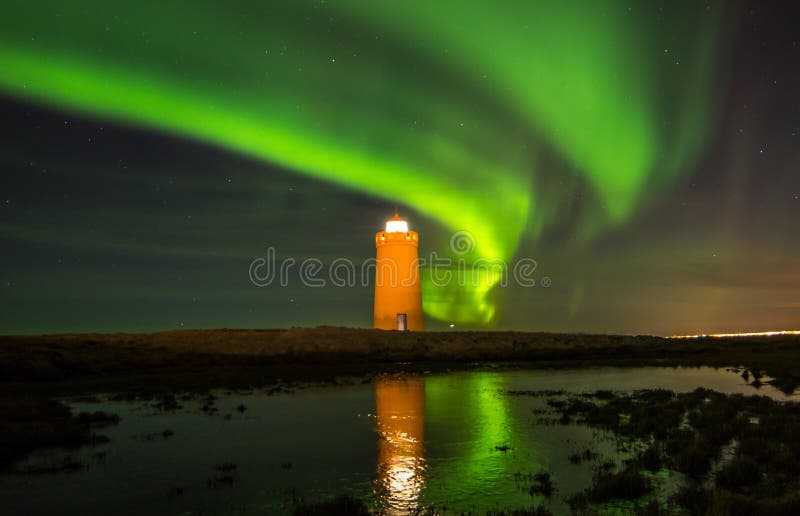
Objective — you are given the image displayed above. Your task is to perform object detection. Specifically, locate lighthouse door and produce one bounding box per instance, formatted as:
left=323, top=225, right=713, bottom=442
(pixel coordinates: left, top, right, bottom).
left=396, top=313, right=408, bottom=331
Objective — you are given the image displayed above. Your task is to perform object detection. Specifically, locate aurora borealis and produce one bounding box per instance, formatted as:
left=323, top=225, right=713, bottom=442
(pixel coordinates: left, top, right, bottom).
left=1, top=1, right=799, bottom=334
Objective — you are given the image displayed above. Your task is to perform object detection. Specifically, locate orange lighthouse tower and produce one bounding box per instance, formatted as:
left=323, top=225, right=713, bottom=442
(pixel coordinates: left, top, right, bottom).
left=373, top=212, right=424, bottom=331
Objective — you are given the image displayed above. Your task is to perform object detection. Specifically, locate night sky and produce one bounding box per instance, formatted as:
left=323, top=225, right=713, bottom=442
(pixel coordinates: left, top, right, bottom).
left=1, top=1, right=798, bottom=335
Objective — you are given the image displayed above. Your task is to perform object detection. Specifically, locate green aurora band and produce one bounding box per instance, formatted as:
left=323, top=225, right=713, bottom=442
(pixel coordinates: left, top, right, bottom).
left=0, top=1, right=736, bottom=324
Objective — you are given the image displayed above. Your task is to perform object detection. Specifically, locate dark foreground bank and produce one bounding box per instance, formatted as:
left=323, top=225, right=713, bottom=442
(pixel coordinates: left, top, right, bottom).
left=2, top=326, right=800, bottom=383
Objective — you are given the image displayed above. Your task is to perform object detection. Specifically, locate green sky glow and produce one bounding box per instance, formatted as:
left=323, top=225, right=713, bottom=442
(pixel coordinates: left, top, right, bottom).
left=0, top=1, right=733, bottom=324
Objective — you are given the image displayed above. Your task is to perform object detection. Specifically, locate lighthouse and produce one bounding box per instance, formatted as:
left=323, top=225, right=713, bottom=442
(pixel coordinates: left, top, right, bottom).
left=373, top=212, right=424, bottom=331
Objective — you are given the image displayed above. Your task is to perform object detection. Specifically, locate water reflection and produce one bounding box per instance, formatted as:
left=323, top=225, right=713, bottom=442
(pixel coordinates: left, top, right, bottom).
left=374, top=376, right=426, bottom=514
left=3, top=367, right=791, bottom=515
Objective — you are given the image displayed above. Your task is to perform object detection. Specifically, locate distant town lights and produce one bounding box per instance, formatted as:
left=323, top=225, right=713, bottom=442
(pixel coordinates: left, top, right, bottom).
left=670, top=330, right=800, bottom=339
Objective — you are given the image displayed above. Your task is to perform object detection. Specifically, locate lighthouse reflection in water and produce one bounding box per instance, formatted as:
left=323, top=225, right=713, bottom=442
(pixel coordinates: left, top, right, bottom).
left=374, top=377, right=426, bottom=513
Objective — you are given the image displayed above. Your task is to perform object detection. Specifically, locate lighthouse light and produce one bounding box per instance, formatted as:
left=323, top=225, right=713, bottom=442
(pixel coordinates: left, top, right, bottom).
left=385, top=220, right=409, bottom=233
